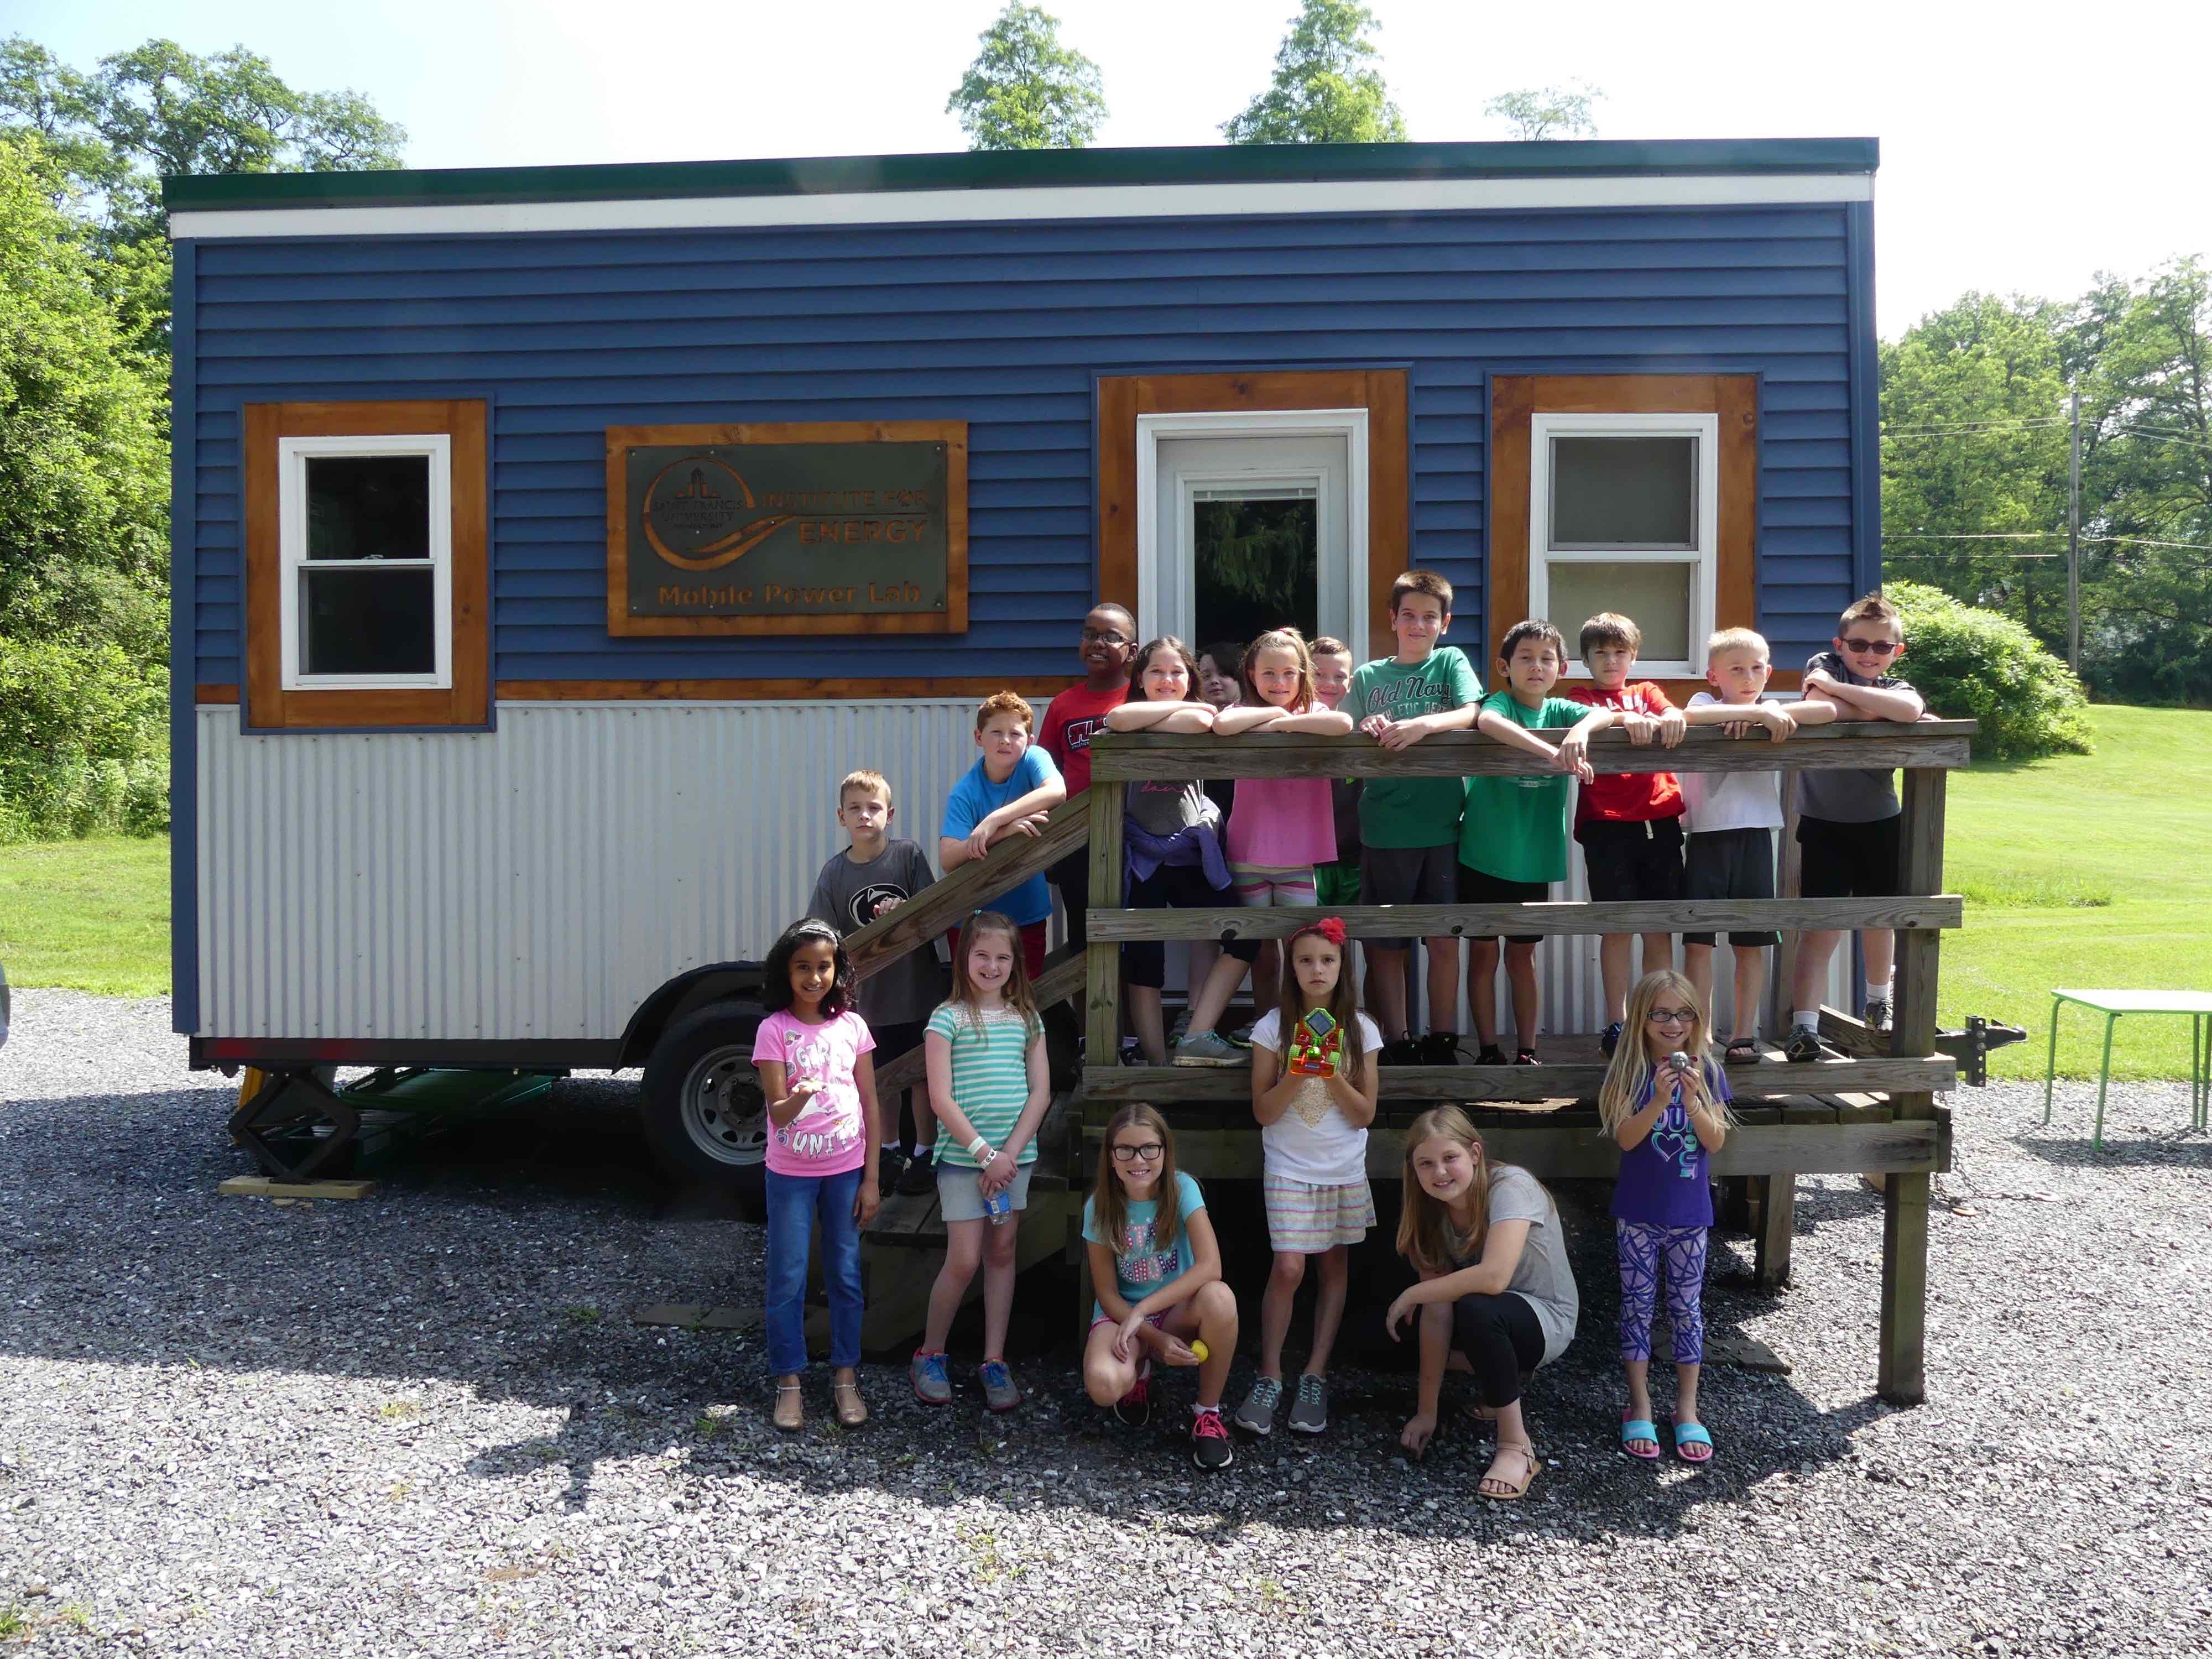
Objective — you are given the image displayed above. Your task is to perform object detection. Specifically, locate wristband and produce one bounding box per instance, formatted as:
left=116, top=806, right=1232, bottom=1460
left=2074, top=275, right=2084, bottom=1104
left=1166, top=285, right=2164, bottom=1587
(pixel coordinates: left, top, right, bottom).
left=968, top=1135, right=994, bottom=1162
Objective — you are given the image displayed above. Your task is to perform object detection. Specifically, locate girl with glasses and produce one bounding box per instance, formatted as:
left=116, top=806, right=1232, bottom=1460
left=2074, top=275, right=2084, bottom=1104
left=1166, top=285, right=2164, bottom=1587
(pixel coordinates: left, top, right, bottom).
left=1598, top=969, right=1736, bottom=1464
left=1080, top=1103, right=1240, bottom=1469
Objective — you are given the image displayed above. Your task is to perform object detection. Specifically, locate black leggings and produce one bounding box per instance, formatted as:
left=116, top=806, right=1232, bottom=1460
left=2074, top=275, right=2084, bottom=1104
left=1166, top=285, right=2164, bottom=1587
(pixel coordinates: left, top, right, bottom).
left=1452, top=1291, right=1545, bottom=1409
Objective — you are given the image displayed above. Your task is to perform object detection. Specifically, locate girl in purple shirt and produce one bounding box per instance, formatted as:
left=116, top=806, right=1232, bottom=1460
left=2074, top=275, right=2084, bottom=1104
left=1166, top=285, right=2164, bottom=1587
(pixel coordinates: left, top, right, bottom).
left=1599, top=969, right=1734, bottom=1464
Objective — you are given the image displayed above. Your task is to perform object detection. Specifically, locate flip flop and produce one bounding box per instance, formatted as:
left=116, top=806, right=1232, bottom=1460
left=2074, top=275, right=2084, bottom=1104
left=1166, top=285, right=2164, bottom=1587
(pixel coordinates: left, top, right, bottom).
left=1620, top=1413, right=1662, bottom=1460
left=1673, top=1421, right=1715, bottom=1463
left=1724, top=1036, right=1762, bottom=1066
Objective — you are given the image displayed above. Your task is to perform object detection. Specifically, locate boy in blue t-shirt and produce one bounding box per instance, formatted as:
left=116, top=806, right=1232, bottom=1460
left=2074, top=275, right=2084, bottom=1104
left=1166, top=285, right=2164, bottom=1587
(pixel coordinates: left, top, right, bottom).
left=939, top=691, right=1068, bottom=979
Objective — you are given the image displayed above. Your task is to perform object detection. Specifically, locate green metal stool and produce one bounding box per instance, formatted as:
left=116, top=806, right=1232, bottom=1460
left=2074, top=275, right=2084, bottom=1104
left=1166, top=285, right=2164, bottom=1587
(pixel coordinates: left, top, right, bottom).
left=2042, top=988, right=2212, bottom=1150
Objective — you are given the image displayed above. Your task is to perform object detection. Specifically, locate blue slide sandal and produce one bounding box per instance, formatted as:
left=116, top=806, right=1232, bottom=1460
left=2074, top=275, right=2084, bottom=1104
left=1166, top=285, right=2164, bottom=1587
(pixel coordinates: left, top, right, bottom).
left=1620, top=1415, right=1661, bottom=1460
left=1673, top=1421, right=1715, bottom=1463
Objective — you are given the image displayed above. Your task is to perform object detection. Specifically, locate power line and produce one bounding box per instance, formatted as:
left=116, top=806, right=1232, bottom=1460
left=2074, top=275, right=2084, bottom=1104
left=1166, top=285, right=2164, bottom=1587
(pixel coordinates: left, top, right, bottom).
left=1880, top=418, right=2069, bottom=436
left=2112, top=424, right=2212, bottom=453
left=1882, top=531, right=2058, bottom=540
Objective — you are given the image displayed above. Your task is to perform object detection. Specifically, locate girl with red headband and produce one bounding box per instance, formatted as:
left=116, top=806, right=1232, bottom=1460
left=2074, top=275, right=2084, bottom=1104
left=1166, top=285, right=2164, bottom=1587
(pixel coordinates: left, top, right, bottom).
left=1232, top=915, right=1383, bottom=1439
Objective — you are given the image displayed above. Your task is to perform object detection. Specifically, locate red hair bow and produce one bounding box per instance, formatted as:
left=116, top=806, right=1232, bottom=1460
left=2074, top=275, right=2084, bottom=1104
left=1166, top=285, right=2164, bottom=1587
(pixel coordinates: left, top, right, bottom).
left=1292, top=916, right=1348, bottom=947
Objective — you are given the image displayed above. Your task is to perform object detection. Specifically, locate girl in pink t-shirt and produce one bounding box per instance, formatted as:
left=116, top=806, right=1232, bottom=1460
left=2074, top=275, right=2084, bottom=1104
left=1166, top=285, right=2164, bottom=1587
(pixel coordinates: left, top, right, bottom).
left=751, top=917, right=881, bottom=1432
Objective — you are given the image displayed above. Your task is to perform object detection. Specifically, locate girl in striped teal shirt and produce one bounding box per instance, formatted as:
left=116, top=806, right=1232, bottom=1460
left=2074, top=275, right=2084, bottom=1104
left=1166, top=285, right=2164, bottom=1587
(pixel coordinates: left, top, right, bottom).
left=910, top=910, right=1053, bottom=1413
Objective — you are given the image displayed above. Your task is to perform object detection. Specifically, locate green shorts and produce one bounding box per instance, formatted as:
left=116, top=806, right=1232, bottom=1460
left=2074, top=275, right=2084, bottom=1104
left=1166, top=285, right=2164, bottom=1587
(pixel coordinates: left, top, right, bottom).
left=1313, top=859, right=1362, bottom=909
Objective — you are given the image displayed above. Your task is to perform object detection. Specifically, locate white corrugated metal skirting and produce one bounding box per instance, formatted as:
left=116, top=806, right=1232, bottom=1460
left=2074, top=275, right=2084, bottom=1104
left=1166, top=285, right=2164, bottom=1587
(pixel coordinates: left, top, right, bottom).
left=196, top=702, right=1850, bottom=1045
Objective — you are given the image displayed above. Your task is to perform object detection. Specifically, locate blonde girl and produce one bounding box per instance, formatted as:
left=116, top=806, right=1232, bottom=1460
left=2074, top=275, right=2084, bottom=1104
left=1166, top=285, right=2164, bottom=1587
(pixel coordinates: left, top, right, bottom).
left=1387, top=1106, right=1579, bottom=1498
left=1173, top=629, right=1353, bottom=1066
left=1104, top=637, right=1256, bottom=1063
left=1081, top=1104, right=1240, bottom=1469
left=911, top=911, right=1052, bottom=1414
left=1234, top=916, right=1382, bottom=1438
left=1599, top=968, right=1735, bottom=1463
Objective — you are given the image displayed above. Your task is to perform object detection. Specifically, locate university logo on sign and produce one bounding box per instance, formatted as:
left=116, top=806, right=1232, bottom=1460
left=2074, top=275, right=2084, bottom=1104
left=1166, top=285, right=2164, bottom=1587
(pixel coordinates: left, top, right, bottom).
left=605, top=421, right=968, bottom=637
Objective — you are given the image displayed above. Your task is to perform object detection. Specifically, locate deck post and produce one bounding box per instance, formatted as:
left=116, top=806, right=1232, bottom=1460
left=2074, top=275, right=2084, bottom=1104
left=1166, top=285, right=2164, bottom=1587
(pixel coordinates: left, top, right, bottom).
left=1877, top=764, right=1947, bottom=1404
left=1084, top=785, right=1125, bottom=1074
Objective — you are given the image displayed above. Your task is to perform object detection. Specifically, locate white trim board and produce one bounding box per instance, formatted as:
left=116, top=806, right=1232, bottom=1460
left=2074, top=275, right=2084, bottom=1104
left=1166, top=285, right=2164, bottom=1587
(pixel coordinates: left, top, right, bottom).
left=169, top=171, right=1874, bottom=241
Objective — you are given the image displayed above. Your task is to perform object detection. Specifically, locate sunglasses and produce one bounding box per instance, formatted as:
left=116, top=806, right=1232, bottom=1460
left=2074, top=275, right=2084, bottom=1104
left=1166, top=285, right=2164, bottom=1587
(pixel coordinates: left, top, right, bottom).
left=1110, top=1141, right=1164, bottom=1163
left=1646, top=1008, right=1698, bottom=1025
left=1839, top=637, right=1901, bottom=655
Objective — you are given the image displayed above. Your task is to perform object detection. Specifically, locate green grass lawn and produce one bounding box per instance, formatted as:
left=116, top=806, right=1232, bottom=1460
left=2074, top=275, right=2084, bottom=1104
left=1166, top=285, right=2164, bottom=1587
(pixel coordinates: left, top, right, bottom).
left=1942, top=705, right=2212, bottom=1081
left=0, top=835, right=170, bottom=997
left=1, top=706, right=2205, bottom=1078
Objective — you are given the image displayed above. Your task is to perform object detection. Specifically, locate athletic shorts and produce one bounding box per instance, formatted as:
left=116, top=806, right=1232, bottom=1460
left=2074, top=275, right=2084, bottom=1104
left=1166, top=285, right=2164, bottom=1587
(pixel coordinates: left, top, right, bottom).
left=1576, top=816, right=1687, bottom=906
left=1359, top=842, right=1458, bottom=951
left=1018, top=920, right=1047, bottom=979
left=1262, top=1172, right=1377, bottom=1253
left=1796, top=813, right=1903, bottom=901
left=1456, top=862, right=1547, bottom=945
left=1314, top=859, right=1361, bottom=909
left=1683, top=827, right=1780, bottom=946
left=936, top=1161, right=1035, bottom=1223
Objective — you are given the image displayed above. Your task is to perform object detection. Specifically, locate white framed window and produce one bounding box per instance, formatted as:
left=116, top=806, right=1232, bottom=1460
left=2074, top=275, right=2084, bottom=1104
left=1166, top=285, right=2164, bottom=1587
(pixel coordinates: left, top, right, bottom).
left=1528, top=411, right=1719, bottom=679
left=277, top=434, right=453, bottom=691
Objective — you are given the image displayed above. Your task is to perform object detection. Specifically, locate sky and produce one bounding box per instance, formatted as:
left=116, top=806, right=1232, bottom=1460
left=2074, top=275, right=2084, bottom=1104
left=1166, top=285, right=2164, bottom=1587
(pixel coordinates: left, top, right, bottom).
left=12, top=0, right=2209, bottom=334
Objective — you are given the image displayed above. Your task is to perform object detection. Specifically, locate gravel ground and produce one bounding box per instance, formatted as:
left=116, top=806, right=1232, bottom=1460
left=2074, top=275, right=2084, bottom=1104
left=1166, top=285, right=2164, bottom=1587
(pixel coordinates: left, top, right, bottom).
left=2, top=989, right=2208, bottom=1658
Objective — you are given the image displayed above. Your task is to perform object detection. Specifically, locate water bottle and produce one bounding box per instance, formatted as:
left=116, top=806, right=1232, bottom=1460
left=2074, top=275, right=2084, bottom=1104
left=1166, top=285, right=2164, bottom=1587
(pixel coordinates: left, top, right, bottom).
left=982, top=1186, right=1012, bottom=1226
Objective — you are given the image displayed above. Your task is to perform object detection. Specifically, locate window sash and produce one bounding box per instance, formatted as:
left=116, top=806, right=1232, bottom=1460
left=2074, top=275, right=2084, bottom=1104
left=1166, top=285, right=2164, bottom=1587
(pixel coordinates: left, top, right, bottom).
left=278, top=434, right=453, bottom=691
left=1528, top=411, right=1720, bottom=678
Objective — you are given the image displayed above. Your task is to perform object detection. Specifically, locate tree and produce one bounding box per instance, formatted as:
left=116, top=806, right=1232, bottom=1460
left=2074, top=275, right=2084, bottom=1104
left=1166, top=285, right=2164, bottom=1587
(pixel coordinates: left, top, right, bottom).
left=1222, top=0, right=1407, bottom=145
left=1484, top=81, right=1602, bottom=141
left=946, top=3, right=1106, bottom=152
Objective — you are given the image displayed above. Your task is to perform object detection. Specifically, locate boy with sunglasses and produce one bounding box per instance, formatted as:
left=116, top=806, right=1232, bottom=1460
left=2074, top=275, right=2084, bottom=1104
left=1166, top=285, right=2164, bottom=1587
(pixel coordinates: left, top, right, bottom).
left=1787, top=594, right=1925, bottom=1056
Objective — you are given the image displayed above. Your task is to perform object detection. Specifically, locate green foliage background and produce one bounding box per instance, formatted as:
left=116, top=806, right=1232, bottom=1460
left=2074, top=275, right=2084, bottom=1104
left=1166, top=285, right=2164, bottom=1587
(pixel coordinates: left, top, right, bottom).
left=1886, top=580, right=2093, bottom=761
left=947, top=3, right=1106, bottom=151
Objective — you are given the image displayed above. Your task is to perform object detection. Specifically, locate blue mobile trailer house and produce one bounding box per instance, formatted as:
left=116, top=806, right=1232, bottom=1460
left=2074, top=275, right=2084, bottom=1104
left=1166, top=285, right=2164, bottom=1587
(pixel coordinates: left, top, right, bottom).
left=167, top=137, right=1888, bottom=1194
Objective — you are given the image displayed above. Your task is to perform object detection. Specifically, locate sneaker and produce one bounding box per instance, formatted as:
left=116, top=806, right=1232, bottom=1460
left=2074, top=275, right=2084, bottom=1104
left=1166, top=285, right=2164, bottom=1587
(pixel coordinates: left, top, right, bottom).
left=1864, top=996, right=1893, bottom=1035
left=978, top=1359, right=1022, bottom=1413
left=1232, top=1375, right=1283, bottom=1436
left=1173, top=1030, right=1245, bottom=1068
left=1418, top=1031, right=1460, bottom=1067
left=910, top=1349, right=951, bottom=1406
left=1191, top=1407, right=1234, bottom=1470
left=1380, top=1037, right=1424, bottom=1067
left=1168, top=1011, right=1192, bottom=1047
left=896, top=1149, right=936, bottom=1197
left=1783, top=1025, right=1828, bottom=1064
left=1599, top=1021, right=1624, bottom=1060
left=877, top=1144, right=907, bottom=1187
left=1223, top=1022, right=1256, bottom=1048
left=1473, top=1043, right=1507, bottom=1067
left=1287, top=1373, right=1329, bottom=1435
left=1114, top=1368, right=1152, bottom=1428
left=1514, top=1048, right=1541, bottom=1067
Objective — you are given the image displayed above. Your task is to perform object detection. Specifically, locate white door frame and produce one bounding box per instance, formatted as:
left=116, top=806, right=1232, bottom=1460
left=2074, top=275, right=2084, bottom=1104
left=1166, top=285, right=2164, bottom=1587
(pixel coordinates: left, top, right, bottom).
left=1134, top=408, right=1370, bottom=651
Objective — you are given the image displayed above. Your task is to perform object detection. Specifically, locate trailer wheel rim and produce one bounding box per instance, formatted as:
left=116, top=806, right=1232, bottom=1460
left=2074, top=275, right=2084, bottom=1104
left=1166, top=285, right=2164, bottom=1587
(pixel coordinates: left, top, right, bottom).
left=680, top=1046, right=768, bottom=1168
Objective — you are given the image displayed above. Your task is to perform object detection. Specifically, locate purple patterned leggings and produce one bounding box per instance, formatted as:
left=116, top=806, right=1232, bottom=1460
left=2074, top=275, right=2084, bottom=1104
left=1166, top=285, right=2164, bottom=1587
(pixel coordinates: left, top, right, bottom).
left=1616, top=1220, right=1708, bottom=1365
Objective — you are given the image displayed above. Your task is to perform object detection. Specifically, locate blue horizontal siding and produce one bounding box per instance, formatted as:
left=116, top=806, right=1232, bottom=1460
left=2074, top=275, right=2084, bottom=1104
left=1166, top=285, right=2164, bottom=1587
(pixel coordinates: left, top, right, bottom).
left=186, top=202, right=1863, bottom=685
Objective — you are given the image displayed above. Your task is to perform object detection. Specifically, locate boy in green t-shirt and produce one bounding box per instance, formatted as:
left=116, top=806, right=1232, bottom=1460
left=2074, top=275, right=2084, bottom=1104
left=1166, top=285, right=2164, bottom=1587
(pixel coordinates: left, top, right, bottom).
left=1342, top=570, right=1485, bottom=1064
left=1462, top=620, right=1610, bottom=1063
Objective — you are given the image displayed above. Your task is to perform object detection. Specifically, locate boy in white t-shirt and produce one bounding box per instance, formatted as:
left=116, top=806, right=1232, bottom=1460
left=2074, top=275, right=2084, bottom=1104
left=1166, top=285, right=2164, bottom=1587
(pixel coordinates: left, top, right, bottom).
left=1232, top=917, right=1384, bottom=1439
left=1679, top=628, right=1835, bottom=1062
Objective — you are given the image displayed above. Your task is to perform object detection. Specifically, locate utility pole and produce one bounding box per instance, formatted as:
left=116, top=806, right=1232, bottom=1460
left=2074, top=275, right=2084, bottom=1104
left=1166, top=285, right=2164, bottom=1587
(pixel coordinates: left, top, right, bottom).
left=2067, top=390, right=2082, bottom=672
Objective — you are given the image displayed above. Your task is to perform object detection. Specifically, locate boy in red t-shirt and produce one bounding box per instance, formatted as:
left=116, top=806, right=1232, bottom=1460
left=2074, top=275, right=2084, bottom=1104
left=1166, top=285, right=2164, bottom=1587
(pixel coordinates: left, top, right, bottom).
left=1039, top=603, right=1135, bottom=946
left=1568, top=612, right=1688, bottom=1057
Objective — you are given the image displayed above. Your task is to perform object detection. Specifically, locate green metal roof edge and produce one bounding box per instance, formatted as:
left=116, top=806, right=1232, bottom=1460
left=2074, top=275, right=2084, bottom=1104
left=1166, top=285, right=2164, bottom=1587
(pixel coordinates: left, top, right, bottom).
left=162, top=137, right=1879, bottom=212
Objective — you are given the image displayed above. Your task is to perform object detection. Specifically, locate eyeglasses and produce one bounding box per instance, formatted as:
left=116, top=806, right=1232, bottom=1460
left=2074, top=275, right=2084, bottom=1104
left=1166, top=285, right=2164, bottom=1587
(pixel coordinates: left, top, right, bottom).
left=1081, top=628, right=1130, bottom=647
left=1646, top=1008, right=1697, bottom=1025
left=1110, top=1142, right=1164, bottom=1163
left=1839, top=637, right=1901, bottom=655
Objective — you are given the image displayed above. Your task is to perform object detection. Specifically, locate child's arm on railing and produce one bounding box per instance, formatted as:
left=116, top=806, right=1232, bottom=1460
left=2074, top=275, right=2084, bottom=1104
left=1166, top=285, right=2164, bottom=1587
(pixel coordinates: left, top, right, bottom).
left=1105, top=701, right=1215, bottom=733
left=942, top=776, right=1068, bottom=869
left=1477, top=705, right=1598, bottom=783
left=1375, top=700, right=1478, bottom=750
left=1266, top=707, right=1353, bottom=735
left=1212, top=704, right=1291, bottom=735
left=1803, top=667, right=1924, bottom=723
left=1682, top=699, right=1794, bottom=743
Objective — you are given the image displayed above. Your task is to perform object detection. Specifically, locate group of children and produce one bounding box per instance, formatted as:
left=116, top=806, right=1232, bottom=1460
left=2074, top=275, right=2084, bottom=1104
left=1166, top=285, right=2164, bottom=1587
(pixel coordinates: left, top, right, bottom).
left=753, top=577, right=1926, bottom=1478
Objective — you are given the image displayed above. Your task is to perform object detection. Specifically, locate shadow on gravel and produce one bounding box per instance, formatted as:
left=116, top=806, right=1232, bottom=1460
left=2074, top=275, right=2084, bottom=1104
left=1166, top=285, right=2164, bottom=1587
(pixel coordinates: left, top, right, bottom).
left=2, top=1076, right=1909, bottom=1546
left=2008, top=1129, right=2210, bottom=1168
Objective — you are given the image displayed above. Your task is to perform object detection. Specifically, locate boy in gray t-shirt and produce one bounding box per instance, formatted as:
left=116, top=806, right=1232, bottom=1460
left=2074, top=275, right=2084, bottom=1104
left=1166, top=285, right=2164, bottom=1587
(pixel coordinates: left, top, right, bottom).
left=806, top=770, right=948, bottom=1190
left=1787, top=594, right=1926, bottom=1057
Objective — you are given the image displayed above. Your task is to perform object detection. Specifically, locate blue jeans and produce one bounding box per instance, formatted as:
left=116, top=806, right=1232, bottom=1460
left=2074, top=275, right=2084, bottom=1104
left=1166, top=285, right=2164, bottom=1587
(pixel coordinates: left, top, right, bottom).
left=764, top=1165, right=865, bottom=1375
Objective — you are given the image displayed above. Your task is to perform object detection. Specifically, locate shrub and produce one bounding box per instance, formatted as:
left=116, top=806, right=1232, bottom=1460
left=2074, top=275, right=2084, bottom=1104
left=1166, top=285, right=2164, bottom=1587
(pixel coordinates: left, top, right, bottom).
left=1885, top=580, right=2094, bottom=761
left=0, top=633, right=168, bottom=842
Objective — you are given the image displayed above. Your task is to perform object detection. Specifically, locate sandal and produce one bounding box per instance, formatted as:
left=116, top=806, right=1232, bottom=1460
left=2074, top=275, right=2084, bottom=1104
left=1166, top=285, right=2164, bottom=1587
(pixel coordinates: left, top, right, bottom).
left=1462, top=1398, right=1498, bottom=1425
left=1620, top=1412, right=1662, bottom=1460
left=831, top=1379, right=868, bottom=1429
left=772, top=1381, right=804, bottom=1433
left=1673, top=1421, right=1714, bottom=1463
left=1479, top=1440, right=1540, bottom=1500
left=1724, top=1036, right=1762, bottom=1066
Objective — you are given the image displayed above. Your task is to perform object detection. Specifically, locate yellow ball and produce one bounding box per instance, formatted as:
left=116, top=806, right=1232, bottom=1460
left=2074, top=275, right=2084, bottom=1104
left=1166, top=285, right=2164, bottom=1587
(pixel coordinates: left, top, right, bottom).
left=1188, top=1339, right=1210, bottom=1363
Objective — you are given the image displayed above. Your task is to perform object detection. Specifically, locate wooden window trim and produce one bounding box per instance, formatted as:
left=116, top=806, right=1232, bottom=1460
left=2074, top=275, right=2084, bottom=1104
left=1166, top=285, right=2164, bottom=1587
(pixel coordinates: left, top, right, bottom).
left=243, top=400, right=490, bottom=729
left=1098, top=370, right=1410, bottom=662
left=1490, top=375, right=1784, bottom=698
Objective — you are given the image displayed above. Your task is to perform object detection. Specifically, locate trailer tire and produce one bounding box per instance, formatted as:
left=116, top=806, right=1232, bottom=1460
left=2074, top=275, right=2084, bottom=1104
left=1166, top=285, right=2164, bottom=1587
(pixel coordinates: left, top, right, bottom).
left=640, top=1004, right=769, bottom=1222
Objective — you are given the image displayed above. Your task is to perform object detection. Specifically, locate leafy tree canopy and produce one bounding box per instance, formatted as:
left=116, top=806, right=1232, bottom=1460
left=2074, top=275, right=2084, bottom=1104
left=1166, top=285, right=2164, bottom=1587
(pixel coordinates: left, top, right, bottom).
left=1222, top=0, right=1407, bottom=145
left=947, top=3, right=1106, bottom=152
left=1484, top=81, right=1601, bottom=140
